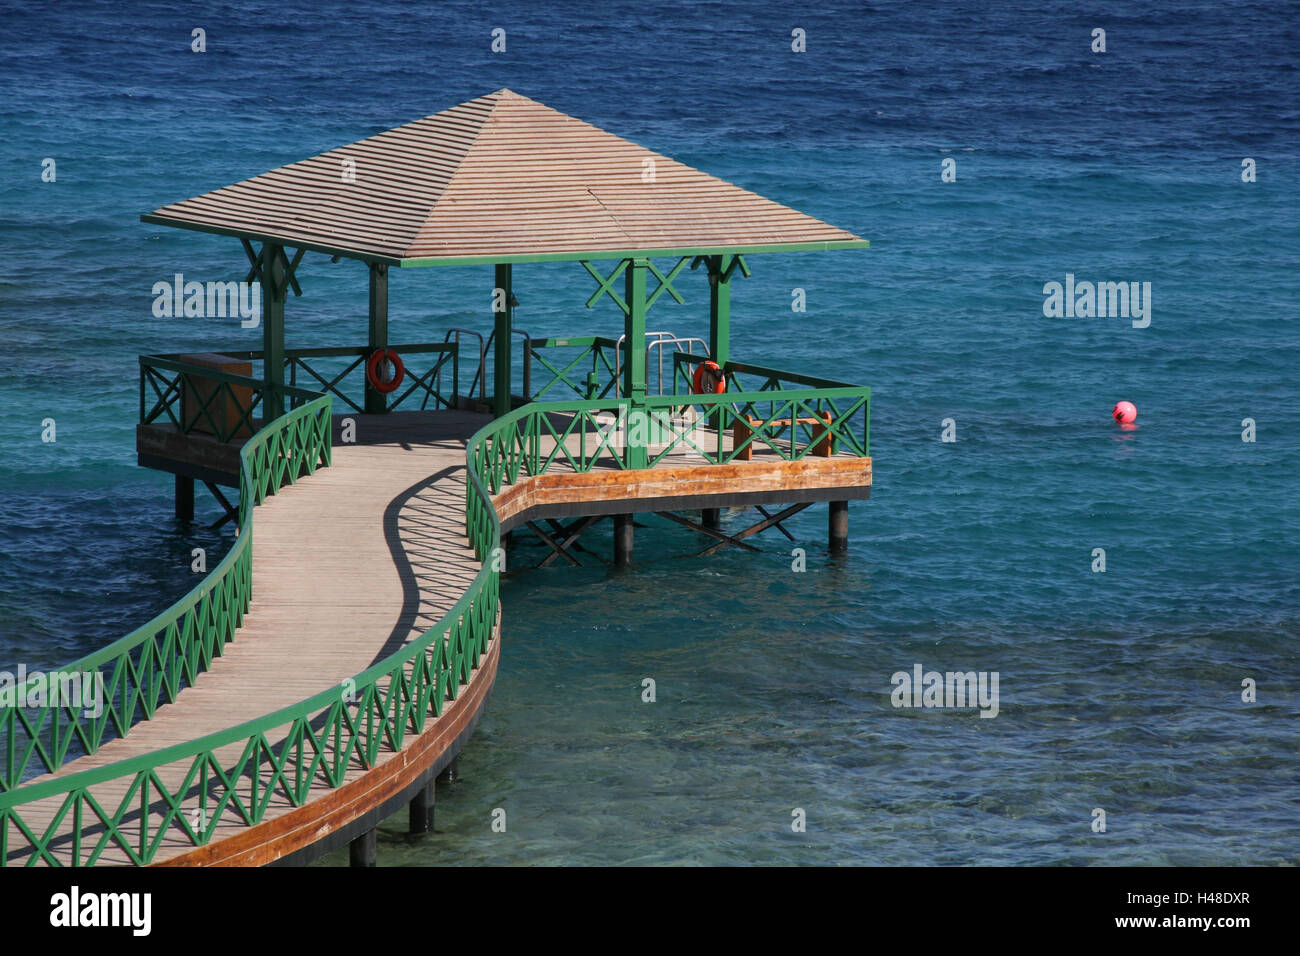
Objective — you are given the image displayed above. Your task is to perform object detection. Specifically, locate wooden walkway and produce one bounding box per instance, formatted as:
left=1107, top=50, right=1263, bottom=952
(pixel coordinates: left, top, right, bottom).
left=8, top=411, right=494, bottom=866
left=7, top=408, right=869, bottom=866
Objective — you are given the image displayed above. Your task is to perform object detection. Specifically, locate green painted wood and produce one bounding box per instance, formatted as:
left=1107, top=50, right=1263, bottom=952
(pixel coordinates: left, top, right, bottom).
left=624, top=259, right=648, bottom=469
left=141, top=344, right=459, bottom=432
left=262, top=244, right=287, bottom=420
left=582, top=259, right=630, bottom=314
left=527, top=337, right=620, bottom=401
left=1, top=392, right=489, bottom=866
left=494, top=263, right=512, bottom=417
left=710, top=254, right=732, bottom=367
left=644, top=257, right=688, bottom=310
left=366, top=263, right=389, bottom=414
left=707, top=255, right=733, bottom=433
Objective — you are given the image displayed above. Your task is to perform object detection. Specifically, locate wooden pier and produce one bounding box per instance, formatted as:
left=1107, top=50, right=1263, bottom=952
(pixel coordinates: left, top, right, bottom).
left=1, top=89, right=871, bottom=866
left=6, top=413, right=491, bottom=865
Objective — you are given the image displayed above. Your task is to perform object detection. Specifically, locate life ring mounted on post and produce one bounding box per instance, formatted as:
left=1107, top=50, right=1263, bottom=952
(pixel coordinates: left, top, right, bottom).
left=366, top=349, right=405, bottom=394
left=692, top=360, right=727, bottom=395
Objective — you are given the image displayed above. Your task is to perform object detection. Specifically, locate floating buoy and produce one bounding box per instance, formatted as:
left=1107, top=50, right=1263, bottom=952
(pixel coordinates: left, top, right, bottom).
left=1112, top=400, right=1137, bottom=424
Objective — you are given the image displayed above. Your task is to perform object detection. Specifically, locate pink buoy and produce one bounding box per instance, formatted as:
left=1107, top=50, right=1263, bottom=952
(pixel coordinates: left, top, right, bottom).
left=1112, top=401, right=1137, bottom=424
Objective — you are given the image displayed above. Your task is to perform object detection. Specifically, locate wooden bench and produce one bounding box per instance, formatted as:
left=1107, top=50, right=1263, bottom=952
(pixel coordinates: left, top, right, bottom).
left=732, top=412, right=834, bottom=460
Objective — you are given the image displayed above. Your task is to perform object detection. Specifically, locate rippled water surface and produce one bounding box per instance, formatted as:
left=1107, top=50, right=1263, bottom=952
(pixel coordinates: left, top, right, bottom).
left=0, top=0, right=1296, bottom=866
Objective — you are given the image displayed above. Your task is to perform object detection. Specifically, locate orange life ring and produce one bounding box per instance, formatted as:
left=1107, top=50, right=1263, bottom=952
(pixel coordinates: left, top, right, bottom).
left=692, top=360, right=726, bottom=395
left=366, top=349, right=405, bottom=394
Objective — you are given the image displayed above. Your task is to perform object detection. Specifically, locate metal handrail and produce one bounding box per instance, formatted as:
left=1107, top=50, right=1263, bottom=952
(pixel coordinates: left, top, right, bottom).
left=483, top=327, right=534, bottom=403
left=648, top=335, right=707, bottom=396
left=614, top=331, right=709, bottom=397
left=449, top=328, right=488, bottom=403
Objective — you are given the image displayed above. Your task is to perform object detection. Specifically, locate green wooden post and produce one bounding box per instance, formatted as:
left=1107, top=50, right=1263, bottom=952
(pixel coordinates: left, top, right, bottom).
left=409, top=777, right=434, bottom=833
left=707, top=254, right=732, bottom=434
left=494, top=263, right=512, bottom=417
left=709, top=254, right=731, bottom=366
left=624, top=258, right=648, bottom=469
left=262, top=243, right=286, bottom=420
left=350, top=828, right=377, bottom=867
left=366, top=262, right=389, bottom=414
left=829, top=500, right=849, bottom=552
left=613, top=513, right=634, bottom=567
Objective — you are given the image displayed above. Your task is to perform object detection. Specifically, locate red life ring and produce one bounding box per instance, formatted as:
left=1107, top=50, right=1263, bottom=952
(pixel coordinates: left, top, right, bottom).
left=692, top=360, right=726, bottom=395
left=366, top=349, right=405, bottom=394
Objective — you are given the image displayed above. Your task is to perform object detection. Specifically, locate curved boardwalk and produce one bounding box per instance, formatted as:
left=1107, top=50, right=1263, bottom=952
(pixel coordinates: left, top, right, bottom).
left=8, top=411, right=493, bottom=866
left=6, top=405, right=870, bottom=866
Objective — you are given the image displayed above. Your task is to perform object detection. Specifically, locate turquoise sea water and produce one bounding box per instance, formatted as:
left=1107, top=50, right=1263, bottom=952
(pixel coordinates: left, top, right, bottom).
left=0, top=1, right=1296, bottom=865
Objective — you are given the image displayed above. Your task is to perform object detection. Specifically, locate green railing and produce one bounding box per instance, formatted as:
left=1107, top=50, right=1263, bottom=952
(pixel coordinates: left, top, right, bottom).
left=271, top=344, right=459, bottom=414
left=140, top=356, right=266, bottom=444
left=140, top=343, right=460, bottom=440
left=527, top=336, right=621, bottom=401
left=1, top=393, right=332, bottom=798
left=3, top=349, right=868, bottom=866
left=475, top=366, right=869, bottom=485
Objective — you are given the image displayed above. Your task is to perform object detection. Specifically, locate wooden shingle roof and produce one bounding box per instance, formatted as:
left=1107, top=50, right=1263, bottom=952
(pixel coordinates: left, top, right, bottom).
left=143, top=89, right=866, bottom=266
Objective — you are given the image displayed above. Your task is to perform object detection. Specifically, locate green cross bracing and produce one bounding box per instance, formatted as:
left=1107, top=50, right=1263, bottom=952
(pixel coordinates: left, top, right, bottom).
left=645, top=257, right=688, bottom=309
left=581, top=258, right=629, bottom=313
left=580, top=256, right=691, bottom=314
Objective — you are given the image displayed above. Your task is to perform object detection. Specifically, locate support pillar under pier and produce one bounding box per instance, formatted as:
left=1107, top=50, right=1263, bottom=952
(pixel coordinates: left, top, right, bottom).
left=175, top=475, right=194, bottom=522
left=350, top=828, right=377, bottom=867
left=409, top=779, right=435, bottom=834
left=829, top=500, right=849, bottom=553
left=614, top=513, right=634, bottom=568
left=702, top=508, right=720, bottom=529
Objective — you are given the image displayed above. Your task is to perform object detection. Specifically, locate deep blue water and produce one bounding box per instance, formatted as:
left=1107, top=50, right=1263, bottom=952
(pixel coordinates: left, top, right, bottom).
left=0, top=0, right=1296, bottom=865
